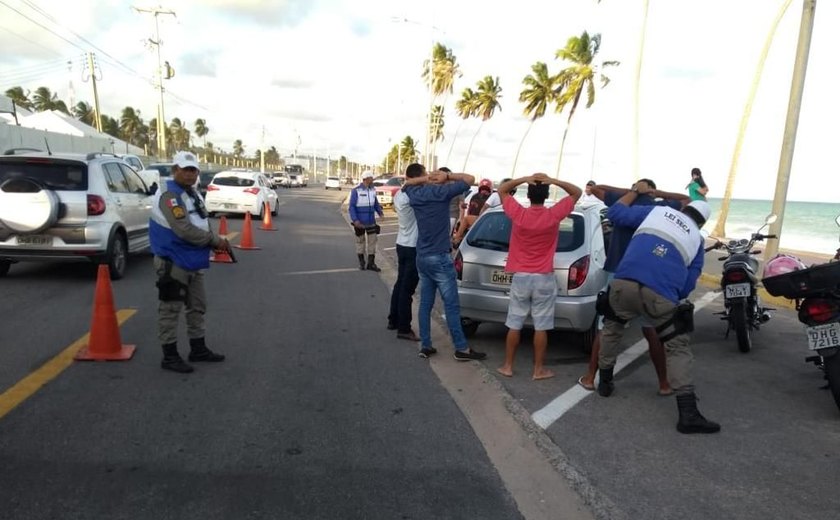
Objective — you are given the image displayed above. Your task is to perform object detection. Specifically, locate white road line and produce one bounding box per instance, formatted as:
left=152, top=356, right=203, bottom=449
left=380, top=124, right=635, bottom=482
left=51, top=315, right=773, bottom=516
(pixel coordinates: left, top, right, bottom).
left=378, top=232, right=398, bottom=237
left=283, top=268, right=362, bottom=276
left=383, top=247, right=396, bottom=251
left=531, top=290, right=721, bottom=430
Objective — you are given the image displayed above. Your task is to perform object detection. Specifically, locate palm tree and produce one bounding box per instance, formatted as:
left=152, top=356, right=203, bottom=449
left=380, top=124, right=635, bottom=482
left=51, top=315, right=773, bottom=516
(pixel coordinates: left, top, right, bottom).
left=423, top=42, right=462, bottom=163
left=512, top=62, right=556, bottom=176
left=31, top=86, right=66, bottom=112
left=72, top=101, right=95, bottom=126
left=5, top=86, right=33, bottom=110
left=119, top=107, right=143, bottom=147
left=233, top=139, right=245, bottom=157
left=100, top=115, right=119, bottom=137
left=462, top=76, right=503, bottom=171
left=553, top=31, right=619, bottom=176
left=168, top=118, right=190, bottom=151
left=447, top=87, right=478, bottom=165
left=713, top=0, right=793, bottom=238
left=194, top=118, right=209, bottom=148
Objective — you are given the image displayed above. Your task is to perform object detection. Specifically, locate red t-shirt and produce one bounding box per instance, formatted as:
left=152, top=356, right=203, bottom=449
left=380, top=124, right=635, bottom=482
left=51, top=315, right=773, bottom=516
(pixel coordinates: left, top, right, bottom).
left=503, top=196, right=575, bottom=273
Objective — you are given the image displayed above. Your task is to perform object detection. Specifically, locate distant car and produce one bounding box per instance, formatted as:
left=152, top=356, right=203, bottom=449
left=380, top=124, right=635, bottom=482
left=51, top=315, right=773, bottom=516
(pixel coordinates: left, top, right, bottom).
left=0, top=149, right=157, bottom=279
left=147, top=163, right=174, bottom=184
left=325, top=176, right=341, bottom=190
left=288, top=174, right=303, bottom=188
left=454, top=203, right=608, bottom=349
left=198, top=170, right=221, bottom=197
left=374, top=176, right=405, bottom=207
left=258, top=172, right=276, bottom=189
left=273, top=172, right=291, bottom=188
left=205, top=170, right=279, bottom=218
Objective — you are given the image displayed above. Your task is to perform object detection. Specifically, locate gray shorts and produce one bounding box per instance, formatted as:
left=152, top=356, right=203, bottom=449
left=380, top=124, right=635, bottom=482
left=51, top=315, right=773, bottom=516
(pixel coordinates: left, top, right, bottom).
left=505, top=273, right=557, bottom=331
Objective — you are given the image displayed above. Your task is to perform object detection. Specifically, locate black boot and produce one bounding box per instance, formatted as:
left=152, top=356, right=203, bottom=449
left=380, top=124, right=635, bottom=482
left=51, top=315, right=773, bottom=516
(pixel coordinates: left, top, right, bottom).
left=161, top=343, right=194, bottom=373
left=358, top=254, right=366, bottom=270
left=676, top=393, right=721, bottom=434
left=366, top=254, right=381, bottom=272
left=188, top=337, right=226, bottom=362
left=597, top=367, right=615, bottom=397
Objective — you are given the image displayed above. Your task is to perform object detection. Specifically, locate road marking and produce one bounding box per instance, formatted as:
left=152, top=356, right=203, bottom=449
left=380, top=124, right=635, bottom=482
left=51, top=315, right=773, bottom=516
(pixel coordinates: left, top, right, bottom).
left=282, top=268, right=362, bottom=276
left=383, top=247, right=396, bottom=251
left=0, top=309, right=137, bottom=421
left=378, top=232, right=398, bottom=237
left=531, top=291, right=721, bottom=429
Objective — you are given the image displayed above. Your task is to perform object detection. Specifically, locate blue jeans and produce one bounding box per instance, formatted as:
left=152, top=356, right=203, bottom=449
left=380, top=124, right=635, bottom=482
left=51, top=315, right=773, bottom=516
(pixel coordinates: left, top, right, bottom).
left=416, top=253, right=468, bottom=351
left=388, top=244, right=419, bottom=333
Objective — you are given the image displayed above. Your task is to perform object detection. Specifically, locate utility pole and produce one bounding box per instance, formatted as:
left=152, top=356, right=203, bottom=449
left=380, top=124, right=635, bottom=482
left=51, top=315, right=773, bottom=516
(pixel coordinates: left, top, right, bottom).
left=765, top=0, right=817, bottom=261
left=260, top=126, right=266, bottom=173
left=83, top=52, right=103, bottom=132
left=133, top=5, right=176, bottom=159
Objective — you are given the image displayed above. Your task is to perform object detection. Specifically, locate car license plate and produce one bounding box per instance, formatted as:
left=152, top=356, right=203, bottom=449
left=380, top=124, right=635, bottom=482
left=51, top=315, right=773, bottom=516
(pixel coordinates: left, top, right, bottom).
left=724, top=283, right=750, bottom=299
left=491, top=270, right=513, bottom=285
left=223, top=203, right=237, bottom=209
left=17, top=235, right=52, bottom=246
left=806, top=322, right=840, bottom=350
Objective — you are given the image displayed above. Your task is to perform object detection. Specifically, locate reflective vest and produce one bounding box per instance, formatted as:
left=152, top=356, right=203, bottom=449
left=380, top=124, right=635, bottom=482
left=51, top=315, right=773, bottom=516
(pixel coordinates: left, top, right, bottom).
left=350, top=185, right=378, bottom=225
left=149, top=180, right=211, bottom=271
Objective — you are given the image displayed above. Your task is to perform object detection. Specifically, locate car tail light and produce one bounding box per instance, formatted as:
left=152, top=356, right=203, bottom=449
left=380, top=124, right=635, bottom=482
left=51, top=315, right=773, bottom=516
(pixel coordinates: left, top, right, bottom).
left=799, top=298, right=840, bottom=325
left=568, top=255, right=590, bottom=290
left=243, top=187, right=260, bottom=195
left=454, top=251, right=463, bottom=280
left=87, top=194, right=106, bottom=216
left=206, top=185, right=220, bottom=192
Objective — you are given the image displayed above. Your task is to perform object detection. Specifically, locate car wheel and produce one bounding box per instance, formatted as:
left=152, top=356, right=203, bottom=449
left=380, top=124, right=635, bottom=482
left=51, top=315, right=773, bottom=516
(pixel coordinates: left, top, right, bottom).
left=0, top=260, right=10, bottom=277
left=461, top=318, right=479, bottom=337
left=0, top=178, right=60, bottom=234
left=579, top=318, right=597, bottom=354
left=104, top=231, right=128, bottom=280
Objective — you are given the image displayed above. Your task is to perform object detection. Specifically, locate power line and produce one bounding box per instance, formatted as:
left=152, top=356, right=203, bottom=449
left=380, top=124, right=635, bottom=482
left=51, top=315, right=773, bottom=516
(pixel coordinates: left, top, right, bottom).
left=0, top=25, right=63, bottom=57
left=0, top=0, right=87, bottom=53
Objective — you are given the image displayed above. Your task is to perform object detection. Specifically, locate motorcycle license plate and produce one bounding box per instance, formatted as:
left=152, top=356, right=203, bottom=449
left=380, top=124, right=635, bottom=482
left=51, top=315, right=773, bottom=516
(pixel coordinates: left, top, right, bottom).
left=806, top=322, right=840, bottom=350
left=724, top=283, right=750, bottom=299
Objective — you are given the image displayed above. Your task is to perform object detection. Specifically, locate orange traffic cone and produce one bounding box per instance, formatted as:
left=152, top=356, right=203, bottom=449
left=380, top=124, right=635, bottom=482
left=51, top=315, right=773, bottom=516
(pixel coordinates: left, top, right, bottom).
left=218, top=215, right=229, bottom=236
left=75, top=264, right=135, bottom=361
left=210, top=246, right=235, bottom=263
left=235, top=212, right=261, bottom=250
left=259, top=202, right=277, bottom=231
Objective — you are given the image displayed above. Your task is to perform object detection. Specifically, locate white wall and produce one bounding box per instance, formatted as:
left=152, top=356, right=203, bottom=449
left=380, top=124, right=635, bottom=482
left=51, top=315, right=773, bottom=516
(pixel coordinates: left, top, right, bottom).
left=0, top=123, right=144, bottom=156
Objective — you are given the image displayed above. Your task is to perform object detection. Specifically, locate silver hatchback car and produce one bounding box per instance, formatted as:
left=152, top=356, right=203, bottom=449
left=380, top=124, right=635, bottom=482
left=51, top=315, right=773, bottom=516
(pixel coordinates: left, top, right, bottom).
left=454, top=202, right=609, bottom=349
left=0, top=150, right=157, bottom=279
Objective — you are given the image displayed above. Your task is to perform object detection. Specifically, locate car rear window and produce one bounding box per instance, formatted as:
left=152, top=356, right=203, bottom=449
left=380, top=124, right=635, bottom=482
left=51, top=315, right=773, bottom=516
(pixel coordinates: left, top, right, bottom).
left=0, top=160, right=88, bottom=191
left=213, top=176, right=255, bottom=187
left=465, top=211, right=584, bottom=253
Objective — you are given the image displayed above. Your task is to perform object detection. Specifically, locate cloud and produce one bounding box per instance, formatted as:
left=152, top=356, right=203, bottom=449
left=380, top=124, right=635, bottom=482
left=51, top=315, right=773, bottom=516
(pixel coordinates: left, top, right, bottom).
left=178, top=51, right=219, bottom=77
left=270, top=78, right=314, bottom=89
left=184, top=0, right=316, bottom=27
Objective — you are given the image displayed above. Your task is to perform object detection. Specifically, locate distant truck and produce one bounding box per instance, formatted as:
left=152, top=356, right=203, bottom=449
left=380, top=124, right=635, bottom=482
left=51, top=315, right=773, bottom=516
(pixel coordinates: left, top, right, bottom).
left=284, top=164, right=307, bottom=187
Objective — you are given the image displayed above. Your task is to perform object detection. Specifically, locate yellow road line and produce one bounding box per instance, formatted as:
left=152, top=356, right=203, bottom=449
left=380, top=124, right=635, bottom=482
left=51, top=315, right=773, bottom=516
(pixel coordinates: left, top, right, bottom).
left=0, top=309, right=137, bottom=420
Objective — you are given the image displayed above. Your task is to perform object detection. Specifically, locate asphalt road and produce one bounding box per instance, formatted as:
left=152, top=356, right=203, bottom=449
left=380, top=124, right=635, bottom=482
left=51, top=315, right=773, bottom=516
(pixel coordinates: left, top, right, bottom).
left=2, top=185, right=837, bottom=520
left=0, top=186, right=523, bottom=520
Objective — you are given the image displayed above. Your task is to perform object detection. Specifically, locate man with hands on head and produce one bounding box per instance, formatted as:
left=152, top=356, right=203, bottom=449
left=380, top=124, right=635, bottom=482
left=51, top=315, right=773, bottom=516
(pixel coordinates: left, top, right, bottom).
left=495, top=173, right=581, bottom=380
left=403, top=167, right=487, bottom=361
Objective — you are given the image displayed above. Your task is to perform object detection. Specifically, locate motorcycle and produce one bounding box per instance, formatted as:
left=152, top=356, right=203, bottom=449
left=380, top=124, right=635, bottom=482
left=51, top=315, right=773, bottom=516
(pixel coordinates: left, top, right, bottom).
left=762, top=214, right=840, bottom=413
left=707, top=214, right=778, bottom=353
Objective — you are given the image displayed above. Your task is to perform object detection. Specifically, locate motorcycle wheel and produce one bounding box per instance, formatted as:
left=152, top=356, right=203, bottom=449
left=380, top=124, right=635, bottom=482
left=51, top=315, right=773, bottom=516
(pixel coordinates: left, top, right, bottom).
left=823, top=354, right=840, bottom=413
left=731, top=301, right=752, bottom=353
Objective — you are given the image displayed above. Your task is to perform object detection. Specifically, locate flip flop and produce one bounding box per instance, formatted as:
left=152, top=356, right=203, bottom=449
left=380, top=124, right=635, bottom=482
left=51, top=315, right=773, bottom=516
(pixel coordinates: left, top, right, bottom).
left=577, top=376, right=596, bottom=391
left=658, top=388, right=675, bottom=397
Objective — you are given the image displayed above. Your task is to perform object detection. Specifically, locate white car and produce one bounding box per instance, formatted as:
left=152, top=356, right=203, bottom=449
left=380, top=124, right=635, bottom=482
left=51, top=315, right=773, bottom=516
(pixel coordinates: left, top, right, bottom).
left=325, top=176, right=341, bottom=190
left=205, top=170, right=279, bottom=218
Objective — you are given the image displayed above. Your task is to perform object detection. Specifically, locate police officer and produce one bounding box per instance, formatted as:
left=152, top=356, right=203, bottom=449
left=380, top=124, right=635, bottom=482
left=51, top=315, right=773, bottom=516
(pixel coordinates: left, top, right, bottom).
left=349, top=170, right=384, bottom=271
left=149, top=151, right=232, bottom=373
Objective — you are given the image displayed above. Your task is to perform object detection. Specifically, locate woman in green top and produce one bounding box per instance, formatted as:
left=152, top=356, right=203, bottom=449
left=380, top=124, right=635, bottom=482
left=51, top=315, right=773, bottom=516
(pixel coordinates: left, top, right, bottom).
left=686, top=167, right=708, bottom=201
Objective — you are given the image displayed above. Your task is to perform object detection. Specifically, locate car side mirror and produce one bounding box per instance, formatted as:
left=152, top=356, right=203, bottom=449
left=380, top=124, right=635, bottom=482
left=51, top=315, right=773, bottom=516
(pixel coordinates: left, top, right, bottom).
left=148, top=182, right=158, bottom=195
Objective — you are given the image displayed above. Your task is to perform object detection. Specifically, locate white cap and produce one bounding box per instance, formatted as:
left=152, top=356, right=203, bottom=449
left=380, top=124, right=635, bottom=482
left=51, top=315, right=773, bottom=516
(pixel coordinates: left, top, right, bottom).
left=687, top=200, right=711, bottom=222
left=173, top=150, right=200, bottom=171
left=361, top=170, right=374, bottom=180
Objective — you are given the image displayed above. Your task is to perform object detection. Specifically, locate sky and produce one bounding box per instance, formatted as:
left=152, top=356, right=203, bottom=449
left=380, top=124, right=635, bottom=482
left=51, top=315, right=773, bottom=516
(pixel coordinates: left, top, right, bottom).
left=0, top=0, right=838, bottom=204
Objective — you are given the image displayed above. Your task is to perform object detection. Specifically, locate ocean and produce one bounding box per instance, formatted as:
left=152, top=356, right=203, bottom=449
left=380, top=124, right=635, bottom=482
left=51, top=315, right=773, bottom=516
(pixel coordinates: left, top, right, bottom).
left=705, top=198, right=840, bottom=256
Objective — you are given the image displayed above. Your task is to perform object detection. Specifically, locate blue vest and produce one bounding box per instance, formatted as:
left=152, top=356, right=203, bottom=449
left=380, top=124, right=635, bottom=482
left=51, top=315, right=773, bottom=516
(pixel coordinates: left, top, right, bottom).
left=149, top=180, right=211, bottom=271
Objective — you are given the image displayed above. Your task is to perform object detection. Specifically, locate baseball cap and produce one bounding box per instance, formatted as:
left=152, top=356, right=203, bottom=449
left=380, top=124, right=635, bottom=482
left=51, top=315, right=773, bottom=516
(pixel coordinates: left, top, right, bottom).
left=687, top=200, right=711, bottom=222
left=361, top=170, right=374, bottom=180
left=586, top=180, right=596, bottom=187
left=173, top=151, right=200, bottom=171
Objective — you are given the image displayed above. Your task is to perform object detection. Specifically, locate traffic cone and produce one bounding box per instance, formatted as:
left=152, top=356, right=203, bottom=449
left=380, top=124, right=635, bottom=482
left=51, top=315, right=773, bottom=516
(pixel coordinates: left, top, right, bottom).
left=235, top=212, right=261, bottom=250
left=259, top=201, right=277, bottom=231
left=218, top=215, right=229, bottom=236
left=210, top=246, right=235, bottom=263
left=75, top=264, right=135, bottom=361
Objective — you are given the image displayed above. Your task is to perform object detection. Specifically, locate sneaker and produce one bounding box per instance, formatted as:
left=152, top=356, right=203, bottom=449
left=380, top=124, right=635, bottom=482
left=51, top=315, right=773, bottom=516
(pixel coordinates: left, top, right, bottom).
left=418, top=347, right=437, bottom=358
left=454, top=349, right=486, bottom=361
